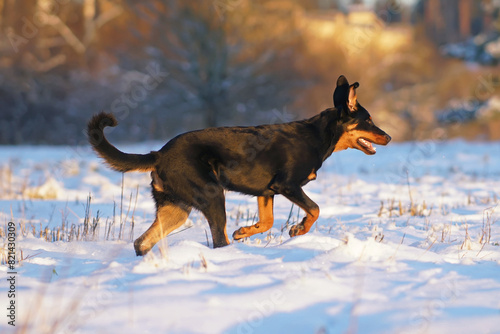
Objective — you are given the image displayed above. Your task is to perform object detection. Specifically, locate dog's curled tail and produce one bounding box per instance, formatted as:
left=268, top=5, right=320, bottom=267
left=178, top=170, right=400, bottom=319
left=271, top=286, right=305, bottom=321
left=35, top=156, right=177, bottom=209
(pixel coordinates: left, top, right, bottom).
left=87, top=112, right=157, bottom=173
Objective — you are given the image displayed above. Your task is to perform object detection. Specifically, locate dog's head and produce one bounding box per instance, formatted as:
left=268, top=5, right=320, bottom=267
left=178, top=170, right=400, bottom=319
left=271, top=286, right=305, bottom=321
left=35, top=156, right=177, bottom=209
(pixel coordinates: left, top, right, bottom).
left=332, top=75, right=391, bottom=155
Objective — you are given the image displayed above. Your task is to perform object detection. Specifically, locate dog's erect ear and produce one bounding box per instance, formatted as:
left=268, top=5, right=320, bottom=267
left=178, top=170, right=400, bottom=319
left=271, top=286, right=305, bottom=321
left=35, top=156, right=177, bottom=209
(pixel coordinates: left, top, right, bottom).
left=348, top=82, right=359, bottom=113
left=333, top=75, right=350, bottom=108
left=337, top=75, right=349, bottom=87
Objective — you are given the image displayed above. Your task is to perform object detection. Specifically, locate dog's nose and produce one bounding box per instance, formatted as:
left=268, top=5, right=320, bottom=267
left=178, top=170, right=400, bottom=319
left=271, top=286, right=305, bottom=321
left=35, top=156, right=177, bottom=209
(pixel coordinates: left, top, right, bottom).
left=384, top=134, right=392, bottom=143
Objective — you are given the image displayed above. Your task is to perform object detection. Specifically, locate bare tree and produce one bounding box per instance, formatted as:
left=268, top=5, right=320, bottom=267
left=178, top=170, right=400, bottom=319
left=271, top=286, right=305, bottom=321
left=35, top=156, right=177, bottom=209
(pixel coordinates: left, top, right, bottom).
left=0, top=0, right=124, bottom=144
left=0, top=0, right=307, bottom=144
left=128, top=0, right=306, bottom=128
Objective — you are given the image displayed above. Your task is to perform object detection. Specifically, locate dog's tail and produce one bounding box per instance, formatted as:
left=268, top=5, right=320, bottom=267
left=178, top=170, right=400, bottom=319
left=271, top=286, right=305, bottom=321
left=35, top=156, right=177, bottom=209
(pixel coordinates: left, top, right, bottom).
left=87, top=112, right=157, bottom=173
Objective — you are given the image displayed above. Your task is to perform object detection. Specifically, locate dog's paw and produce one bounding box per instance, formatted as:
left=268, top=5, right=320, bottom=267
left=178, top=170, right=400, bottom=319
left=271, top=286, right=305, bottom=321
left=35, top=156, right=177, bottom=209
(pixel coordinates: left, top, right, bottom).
left=134, top=239, right=152, bottom=256
left=233, top=223, right=263, bottom=240
left=289, top=224, right=306, bottom=237
left=232, top=227, right=249, bottom=240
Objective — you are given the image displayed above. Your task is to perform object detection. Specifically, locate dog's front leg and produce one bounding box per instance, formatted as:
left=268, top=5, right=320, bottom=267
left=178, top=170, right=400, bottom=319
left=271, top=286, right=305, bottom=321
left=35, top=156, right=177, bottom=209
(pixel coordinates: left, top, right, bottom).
left=233, top=196, right=274, bottom=240
left=274, top=186, right=319, bottom=237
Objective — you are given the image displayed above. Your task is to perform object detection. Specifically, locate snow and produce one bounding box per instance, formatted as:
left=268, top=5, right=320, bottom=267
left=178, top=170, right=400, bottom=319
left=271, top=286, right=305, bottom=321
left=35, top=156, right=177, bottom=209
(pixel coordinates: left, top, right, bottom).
left=1, top=140, right=499, bottom=334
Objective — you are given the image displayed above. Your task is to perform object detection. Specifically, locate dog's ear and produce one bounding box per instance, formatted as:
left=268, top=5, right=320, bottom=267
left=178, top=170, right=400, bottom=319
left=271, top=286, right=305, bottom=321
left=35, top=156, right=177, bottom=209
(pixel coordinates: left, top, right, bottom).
left=336, top=75, right=349, bottom=87
left=348, top=82, right=359, bottom=113
left=333, top=75, right=350, bottom=108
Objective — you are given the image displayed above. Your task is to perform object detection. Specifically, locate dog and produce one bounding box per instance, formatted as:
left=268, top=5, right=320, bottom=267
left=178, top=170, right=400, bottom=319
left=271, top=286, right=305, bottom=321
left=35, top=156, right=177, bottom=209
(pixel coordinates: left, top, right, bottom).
left=87, top=75, right=391, bottom=256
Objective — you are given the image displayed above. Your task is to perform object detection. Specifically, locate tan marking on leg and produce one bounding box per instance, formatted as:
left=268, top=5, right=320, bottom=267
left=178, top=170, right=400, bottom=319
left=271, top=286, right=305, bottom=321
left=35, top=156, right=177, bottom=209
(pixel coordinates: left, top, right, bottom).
left=233, top=196, right=274, bottom=240
left=223, top=227, right=229, bottom=245
left=289, top=205, right=320, bottom=237
left=134, top=204, right=190, bottom=256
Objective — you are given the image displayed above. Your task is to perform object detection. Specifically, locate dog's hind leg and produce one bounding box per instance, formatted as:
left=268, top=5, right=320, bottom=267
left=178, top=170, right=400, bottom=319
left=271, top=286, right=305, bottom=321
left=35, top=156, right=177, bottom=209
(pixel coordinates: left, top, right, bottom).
left=134, top=203, right=191, bottom=256
left=198, top=189, right=230, bottom=248
left=233, top=196, right=274, bottom=240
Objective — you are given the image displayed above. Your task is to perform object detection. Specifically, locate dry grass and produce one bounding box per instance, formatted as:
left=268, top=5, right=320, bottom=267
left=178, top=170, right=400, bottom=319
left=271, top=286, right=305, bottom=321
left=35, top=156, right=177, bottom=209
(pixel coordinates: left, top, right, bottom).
left=0, top=246, right=40, bottom=267
left=378, top=198, right=433, bottom=218
left=480, top=206, right=497, bottom=245
left=0, top=183, right=140, bottom=270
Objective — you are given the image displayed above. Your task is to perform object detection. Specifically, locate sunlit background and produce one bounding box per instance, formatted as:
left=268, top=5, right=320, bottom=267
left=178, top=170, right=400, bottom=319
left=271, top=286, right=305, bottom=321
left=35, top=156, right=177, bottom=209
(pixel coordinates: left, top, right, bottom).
left=1, top=0, right=499, bottom=144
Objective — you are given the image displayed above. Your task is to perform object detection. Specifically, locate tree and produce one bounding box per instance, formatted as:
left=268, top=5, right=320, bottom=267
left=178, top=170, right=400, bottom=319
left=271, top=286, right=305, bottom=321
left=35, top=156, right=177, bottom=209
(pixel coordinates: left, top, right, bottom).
left=0, top=0, right=125, bottom=144
left=128, top=0, right=306, bottom=128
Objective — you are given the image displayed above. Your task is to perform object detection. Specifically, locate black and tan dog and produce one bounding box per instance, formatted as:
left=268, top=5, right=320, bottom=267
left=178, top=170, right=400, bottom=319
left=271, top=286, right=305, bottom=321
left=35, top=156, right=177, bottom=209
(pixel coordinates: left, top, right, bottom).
left=87, top=75, right=391, bottom=256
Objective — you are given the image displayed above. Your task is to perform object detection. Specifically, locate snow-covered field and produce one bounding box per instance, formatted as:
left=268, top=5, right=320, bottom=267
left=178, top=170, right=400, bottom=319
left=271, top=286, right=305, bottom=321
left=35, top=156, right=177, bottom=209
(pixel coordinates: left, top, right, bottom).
left=1, top=140, right=499, bottom=334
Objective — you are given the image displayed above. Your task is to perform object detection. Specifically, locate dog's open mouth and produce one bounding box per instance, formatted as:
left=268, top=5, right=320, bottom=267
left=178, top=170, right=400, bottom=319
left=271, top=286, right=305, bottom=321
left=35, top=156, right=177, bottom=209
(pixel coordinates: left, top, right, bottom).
left=357, top=138, right=376, bottom=154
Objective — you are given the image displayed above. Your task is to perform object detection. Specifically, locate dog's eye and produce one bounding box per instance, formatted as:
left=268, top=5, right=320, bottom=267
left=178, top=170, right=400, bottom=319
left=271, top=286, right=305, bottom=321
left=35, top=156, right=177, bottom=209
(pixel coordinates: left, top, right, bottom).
left=366, top=117, right=374, bottom=125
